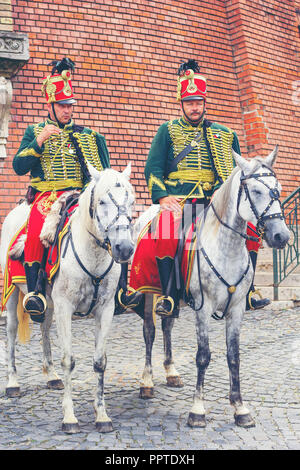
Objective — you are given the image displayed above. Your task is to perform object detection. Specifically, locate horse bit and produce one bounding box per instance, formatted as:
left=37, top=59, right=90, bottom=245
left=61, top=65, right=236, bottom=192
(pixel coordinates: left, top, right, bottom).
left=197, top=164, right=283, bottom=320
left=62, top=182, right=132, bottom=318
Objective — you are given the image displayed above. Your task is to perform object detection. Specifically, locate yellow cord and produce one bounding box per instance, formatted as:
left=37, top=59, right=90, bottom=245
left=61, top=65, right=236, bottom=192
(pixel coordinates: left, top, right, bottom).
left=179, top=180, right=202, bottom=207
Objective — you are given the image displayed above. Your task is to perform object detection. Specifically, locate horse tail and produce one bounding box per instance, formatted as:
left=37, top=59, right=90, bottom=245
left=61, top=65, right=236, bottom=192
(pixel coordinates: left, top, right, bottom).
left=17, top=291, right=31, bottom=344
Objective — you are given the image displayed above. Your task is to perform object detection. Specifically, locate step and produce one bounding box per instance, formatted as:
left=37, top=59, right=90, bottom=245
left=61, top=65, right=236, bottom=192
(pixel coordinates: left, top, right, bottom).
left=254, top=271, right=300, bottom=287
left=267, top=300, right=300, bottom=311
left=256, top=247, right=300, bottom=273
left=255, top=286, right=300, bottom=301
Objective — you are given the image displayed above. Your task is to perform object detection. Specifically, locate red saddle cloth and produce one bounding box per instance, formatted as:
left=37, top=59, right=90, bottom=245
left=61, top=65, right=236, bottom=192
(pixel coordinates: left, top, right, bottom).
left=129, top=211, right=261, bottom=297
left=1, top=203, right=77, bottom=311
left=129, top=210, right=197, bottom=297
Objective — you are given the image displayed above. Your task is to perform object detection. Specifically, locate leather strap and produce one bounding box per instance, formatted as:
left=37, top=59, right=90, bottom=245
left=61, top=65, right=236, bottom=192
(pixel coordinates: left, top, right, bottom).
left=167, top=130, right=203, bottom=175
left=66, top=229, right=114, bottom=317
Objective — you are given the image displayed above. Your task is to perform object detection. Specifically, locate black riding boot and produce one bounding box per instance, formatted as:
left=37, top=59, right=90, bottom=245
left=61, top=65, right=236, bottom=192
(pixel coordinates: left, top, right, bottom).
left=23, top=262, right=47, bottom=323
left=154, top=257, right=179, bottom=317
left=246, top=251, right=271, bottom=310
left=114, top=263, right=145, bottom=319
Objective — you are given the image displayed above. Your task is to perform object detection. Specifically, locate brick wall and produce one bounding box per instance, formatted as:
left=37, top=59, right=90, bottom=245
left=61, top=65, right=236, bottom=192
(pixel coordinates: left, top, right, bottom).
left=0, top=0, right=299, bottom=291
left=226, top=0, right=300, bottom=195
left=0, top=0, right=13, bottom=31
left=0, top=0, right=248, bottom=231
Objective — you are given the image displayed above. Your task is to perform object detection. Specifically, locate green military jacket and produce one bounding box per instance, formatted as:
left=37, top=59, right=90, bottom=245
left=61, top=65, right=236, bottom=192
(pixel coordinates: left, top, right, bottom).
left=13, top=118, right=110, bottom=192
left=145, top=117, right=241, bottom=204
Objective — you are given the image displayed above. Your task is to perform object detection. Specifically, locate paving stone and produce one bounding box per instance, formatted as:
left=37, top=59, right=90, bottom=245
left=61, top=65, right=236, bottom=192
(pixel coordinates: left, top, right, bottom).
left=0, top=306, right=299, bottom=449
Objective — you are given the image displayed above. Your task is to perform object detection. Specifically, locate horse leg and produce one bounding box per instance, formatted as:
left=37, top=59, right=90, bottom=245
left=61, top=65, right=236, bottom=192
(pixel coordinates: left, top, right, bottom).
left=40, top=305, right=64, bottom=390
left=226, top=307, right=255, bottom=428
left=162, top=315, right=183, bottom=388
left=5, top=290, right=21, bottom=397
left=187, top=308, right=211, bottom=428
left=140, top=294, right=155, bottom=399
left=93, top=301, right=114, bottom=433
left=54, top=303, right=79, bottom=434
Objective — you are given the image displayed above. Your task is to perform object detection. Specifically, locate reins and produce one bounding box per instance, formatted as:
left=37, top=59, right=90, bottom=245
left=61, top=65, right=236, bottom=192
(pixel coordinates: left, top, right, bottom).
left=191, top=205, right=251, bottom=320
left=62, top=227, right=114, bottom=318
left=210, top=203, right=259, bottom=242
left=61, top=180, right=133, bottom=318
left=193, top=164, right=282, bottom=320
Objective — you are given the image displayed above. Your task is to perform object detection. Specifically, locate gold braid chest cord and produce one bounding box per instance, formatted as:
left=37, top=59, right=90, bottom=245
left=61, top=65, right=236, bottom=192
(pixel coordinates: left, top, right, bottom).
left=178, top=120, right=221, bottom=208
left=43, top=126, right=91, bottom=203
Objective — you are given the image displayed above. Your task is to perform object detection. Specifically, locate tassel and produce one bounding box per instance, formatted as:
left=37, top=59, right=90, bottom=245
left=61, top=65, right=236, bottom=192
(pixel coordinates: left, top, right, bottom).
left=47, top=190, right=57, bottom=203
left=17, top=291, right=31, bottom=344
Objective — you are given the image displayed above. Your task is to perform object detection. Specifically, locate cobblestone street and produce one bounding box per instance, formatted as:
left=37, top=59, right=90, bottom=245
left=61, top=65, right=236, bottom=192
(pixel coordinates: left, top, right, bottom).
left=0, top=305, right=299, bottom=451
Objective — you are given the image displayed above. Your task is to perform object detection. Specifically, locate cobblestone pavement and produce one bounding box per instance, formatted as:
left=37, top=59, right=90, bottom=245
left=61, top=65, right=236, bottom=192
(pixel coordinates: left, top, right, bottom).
left=0, top=305, right=299, bottom=451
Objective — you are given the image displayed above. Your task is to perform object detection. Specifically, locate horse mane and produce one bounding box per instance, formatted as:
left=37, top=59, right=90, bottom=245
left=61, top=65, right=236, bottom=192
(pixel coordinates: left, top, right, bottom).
left=210, top=166, right=240, bottom=222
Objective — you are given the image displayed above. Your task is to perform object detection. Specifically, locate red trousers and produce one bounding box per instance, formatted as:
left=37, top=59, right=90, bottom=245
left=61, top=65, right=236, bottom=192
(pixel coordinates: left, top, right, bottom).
left=24, top=190, right=65, bottom=265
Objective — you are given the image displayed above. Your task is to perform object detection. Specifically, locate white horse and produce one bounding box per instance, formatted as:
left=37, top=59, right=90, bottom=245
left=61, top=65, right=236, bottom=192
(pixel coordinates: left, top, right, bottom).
left=0, top=164, right=135, bottom=434
left=135, top=148, right=290, bottom=428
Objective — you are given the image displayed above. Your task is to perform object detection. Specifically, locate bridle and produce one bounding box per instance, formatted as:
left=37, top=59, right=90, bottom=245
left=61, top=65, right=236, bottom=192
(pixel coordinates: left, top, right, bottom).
left=89, top=182, right=132, bottom=250
left=211, top=164, right=283, bottom=241
left=237, top=164, right=283, bottom=236
left=194, top=164, right=283, bottom=321
left=62, top=181, right=133, bottom=318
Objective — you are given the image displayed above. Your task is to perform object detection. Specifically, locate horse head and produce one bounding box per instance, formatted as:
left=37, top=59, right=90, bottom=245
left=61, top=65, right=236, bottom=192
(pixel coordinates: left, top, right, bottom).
left=232, top=146, right=290, bottom=249
left=86, top=162, right=135, bottom=263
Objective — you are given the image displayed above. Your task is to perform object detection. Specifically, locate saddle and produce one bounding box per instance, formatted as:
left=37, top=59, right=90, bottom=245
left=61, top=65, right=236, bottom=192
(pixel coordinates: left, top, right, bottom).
left=7, top=191, right=79, bottom=281
left=44, top=191, right=80, bottom=266
left=129, top=202, right=200, bottom=304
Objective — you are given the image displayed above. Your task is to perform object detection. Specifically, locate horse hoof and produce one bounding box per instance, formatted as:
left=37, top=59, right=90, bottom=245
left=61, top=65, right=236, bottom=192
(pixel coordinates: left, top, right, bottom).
left=5, top=387, right=21, bottom=398
left=139, top=386, right=154, bottom=399
left=62, top=422, right=80, bottom=434
left=187, top=412, right=206, bottom=428
left=96, top=421, right=114, bottom=433
left=234, top=413, right=255, bottom=428
left=47, top=379, right=64, bottom=390
left=166, top=376, right=184, bottom=388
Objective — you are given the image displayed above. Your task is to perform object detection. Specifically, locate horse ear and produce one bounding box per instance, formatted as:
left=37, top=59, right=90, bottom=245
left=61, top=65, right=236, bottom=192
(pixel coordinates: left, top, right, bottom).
left=86, top=160, right=101, bottom=182
left=231, top=149, right=252, bottom=174
left=122, top=162, right=131, bottom=180
left=265, top=145, right=278, bottom=168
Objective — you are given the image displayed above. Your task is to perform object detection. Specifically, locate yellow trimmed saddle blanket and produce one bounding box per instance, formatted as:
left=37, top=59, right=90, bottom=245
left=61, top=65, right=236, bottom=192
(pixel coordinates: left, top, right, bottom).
left=1, top=204, right=76, bottom=311
left=129, top=210, right=197, bottom=297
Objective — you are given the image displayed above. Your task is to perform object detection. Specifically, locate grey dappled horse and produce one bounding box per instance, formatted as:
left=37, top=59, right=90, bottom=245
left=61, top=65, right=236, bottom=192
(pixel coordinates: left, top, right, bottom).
left=135, top=148, right=290, bottom=428
left=0, top=164, right=135, bottom=433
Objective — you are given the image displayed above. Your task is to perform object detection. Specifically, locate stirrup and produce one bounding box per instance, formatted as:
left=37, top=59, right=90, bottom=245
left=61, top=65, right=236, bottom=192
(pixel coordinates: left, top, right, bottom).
left=117, top=287, right=142, bottom=310
left=247, top=290, right=271, bottom=310
left=23, top=292, right=47, bottom=322
left=154, top=295, right=175, bottom=317
left=114, top=287, right=144, bottom=317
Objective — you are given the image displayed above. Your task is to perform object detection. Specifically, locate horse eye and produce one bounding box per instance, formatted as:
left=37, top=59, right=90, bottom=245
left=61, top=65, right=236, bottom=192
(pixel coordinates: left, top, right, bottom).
left=252, top=189, right=262, bottom=196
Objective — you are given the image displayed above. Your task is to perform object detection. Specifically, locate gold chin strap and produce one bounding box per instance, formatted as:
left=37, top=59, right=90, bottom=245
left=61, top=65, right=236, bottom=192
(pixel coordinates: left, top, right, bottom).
left=248, top=289, right=263, bottom=310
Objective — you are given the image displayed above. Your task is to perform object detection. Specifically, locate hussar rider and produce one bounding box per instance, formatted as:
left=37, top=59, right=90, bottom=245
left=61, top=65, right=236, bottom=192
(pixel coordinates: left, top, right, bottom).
left=13, top=58, right=112, bottom=322
left=129, top=59, right=270, bottom=317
